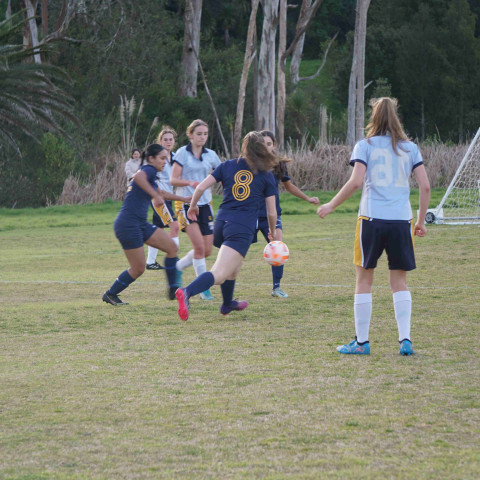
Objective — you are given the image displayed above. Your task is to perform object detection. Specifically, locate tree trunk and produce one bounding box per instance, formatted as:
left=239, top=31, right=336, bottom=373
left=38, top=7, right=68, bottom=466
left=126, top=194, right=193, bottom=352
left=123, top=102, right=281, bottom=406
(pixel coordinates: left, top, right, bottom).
left=258, top=0, right=279, bottom=131
left=347, top=0, right=370, bottom=145
left=276, top=0, right=287, bottom=146
left=178, top=0, right=203, bottom=98
left=290, top=0, right=312, bottom=85
left=22, top=0, right=42, bottom=64
left=233, top=0, right=260, bottom=157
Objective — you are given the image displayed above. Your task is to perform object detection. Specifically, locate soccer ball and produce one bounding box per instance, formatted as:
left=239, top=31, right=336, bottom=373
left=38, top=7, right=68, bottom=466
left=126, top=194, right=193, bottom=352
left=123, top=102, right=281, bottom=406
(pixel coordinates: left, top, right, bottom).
left=263, top=241, right=289, bottom=266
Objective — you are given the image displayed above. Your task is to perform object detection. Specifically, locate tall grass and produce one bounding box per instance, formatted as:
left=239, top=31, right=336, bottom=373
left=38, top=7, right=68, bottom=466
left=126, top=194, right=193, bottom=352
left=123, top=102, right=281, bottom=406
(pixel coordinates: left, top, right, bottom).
left=56, top=141, right=468, bottom=205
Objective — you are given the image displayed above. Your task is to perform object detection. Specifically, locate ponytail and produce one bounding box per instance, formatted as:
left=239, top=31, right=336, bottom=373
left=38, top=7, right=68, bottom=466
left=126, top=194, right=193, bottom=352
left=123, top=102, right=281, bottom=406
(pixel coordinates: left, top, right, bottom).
left=141, top=143, right=165, bottom=165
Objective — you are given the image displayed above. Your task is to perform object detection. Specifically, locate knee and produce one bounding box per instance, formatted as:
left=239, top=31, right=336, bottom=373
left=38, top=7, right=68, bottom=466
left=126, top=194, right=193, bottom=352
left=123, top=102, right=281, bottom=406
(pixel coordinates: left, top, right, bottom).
left=204, top=246, right=212, bottom=258
left=130, top=265, right=145, bottom=278
left=167, top=244, right=178, bottom=257
left=390, top=279, right=407, bottom=293
left=193, top=245, right=205, bottom=257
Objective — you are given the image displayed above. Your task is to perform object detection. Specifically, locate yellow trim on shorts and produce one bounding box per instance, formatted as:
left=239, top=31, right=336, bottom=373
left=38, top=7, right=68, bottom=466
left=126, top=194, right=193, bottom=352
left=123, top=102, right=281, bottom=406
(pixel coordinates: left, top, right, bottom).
left=152, top=201, right=173, bottom=226
left=410, top=219, right=415, bottom=249
left=175, top=201, right=189, bottom=231
left=354, top=216, right=369, bottom=267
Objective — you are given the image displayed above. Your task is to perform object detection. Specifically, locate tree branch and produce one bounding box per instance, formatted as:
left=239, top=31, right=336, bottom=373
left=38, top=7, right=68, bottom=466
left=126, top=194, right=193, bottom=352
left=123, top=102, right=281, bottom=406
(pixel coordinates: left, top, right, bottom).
left=298, top=31, right=338, bottom=82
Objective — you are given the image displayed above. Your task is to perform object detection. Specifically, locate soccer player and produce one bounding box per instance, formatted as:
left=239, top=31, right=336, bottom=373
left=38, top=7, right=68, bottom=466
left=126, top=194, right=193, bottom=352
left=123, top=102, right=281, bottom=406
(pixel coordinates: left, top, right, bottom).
left=146, top=126, right=182, bottom=270
left=103, top=144, right=185, bottom=306
left=256, top=130, right=319, bottom=298
left=175, top=131, right=279, bottom=321
left=316, top=97, right=431, bottom=355
left=170, top=119, right=221, bottom=300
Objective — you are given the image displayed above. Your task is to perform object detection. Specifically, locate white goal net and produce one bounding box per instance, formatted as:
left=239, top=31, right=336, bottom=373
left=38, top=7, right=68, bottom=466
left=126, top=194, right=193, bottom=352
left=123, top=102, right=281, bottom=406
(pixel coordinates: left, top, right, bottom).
left=426, top=127, right=480, bottom=225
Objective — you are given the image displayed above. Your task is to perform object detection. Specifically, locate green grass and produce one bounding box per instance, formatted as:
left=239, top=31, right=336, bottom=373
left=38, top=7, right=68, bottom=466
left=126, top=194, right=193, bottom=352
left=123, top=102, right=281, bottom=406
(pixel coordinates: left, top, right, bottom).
left=0, top=191, right=478, bottom=479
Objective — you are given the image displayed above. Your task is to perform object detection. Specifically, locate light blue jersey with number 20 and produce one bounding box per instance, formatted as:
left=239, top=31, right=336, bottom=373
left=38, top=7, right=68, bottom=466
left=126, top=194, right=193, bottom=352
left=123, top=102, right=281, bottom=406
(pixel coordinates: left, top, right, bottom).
left=350, top=135, right=424, bottom=221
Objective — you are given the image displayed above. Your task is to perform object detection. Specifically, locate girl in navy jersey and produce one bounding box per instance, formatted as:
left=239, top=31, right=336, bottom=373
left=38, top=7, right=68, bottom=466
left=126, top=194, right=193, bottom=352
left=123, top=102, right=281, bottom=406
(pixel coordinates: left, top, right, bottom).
left=175, top=131, right=279, bottom=321
left=103, top=144, right=189, bottom=306
left=317, top=97, right=431, bottom=356
left=256, top=130, right=319, bottom=298
left=146, top=126, right=181, bottom=270
left=170, top=119, right=221, bottom=300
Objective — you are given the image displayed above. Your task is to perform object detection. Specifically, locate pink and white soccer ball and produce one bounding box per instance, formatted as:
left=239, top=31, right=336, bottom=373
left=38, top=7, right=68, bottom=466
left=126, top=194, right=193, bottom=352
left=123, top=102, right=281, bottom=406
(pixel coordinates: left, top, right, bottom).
left=263, top=241, right=289, bottom=266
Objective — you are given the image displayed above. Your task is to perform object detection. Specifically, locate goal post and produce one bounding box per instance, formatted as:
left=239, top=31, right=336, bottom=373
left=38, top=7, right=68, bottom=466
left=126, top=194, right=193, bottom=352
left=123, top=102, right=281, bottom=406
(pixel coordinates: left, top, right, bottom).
left=425, top=127, right=480, bottom=225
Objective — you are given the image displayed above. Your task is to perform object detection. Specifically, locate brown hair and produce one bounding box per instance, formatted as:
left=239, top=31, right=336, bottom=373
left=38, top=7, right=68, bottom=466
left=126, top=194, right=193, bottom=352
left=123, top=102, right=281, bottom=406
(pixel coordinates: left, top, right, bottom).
left=365, top=97, right=409, bottom=154
left=186, top=119, right=208, bottom=136
left=241, top=131, right=279, bottom=174
left=156, top=125, right=177, bottom=144
left=259, top=130, right=290, bottom=180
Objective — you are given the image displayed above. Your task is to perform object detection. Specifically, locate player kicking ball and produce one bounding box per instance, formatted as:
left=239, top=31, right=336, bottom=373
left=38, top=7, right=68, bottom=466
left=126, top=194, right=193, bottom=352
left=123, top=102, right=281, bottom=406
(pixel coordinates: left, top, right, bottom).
left=317, top=97, right=431, bottom=355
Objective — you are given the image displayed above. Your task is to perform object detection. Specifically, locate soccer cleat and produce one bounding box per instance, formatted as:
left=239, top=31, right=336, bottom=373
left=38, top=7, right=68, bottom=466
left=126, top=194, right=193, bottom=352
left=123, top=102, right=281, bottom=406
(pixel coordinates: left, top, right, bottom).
left=336, top=339, right=370, bottom=355
left=102, top=291, right=129, bottom=306
left=175, top=268, right=183, bottom=287
left=272, top=287, right=288, bottom=298
left=175, top=288, right=190, bottom=321
left=168, top=286, right=177, bottom=301
left=399, top=339, right=414, bottom=356
left=199, top=289, right=214, bottom=300
left=220, top=300, right=249, bottom=315
left=146, top=262, right=164, bottom=270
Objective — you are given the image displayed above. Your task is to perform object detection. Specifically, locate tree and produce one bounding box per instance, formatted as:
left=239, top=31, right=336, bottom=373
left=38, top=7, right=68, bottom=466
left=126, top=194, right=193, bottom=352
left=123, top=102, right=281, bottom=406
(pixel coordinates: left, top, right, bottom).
left=347, top=0, right=370, bottom=145
left=178, top=0, right=203, bottom=97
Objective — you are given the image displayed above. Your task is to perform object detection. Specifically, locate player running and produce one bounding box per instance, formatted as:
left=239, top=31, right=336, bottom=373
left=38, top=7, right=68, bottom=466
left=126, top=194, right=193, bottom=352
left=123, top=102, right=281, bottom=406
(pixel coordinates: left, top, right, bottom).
left=256, top=130, right=319, bottom=298
left=170, top=119, right=221, bottom=300
left=317, top=97, right=431, bottom=355
left=175, top=131, right=279, bottom=321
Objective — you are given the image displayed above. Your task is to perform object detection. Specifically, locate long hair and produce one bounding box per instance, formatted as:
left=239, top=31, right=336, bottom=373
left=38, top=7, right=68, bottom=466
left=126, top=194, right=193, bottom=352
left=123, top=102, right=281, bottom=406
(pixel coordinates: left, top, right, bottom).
left=141, top=143, right=165, bottom=165
left=186, top=119, right=208, bottom=136
left=241, top=131, right=279, bottom=174
left=157, top=125, right=177, bottom=144
left=260, top=130, right=290, bottom=180
left=365, top=97, right=408, bottom=154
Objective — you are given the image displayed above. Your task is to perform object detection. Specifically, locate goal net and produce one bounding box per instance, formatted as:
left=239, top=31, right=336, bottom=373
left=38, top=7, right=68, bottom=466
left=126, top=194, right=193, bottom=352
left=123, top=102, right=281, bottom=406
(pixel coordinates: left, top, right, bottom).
left=426, top=127, right=480, bottom=225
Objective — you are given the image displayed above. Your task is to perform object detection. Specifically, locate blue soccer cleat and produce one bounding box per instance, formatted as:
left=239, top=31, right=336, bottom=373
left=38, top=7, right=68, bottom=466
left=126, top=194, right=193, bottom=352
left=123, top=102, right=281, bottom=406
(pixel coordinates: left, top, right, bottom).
left=272, top=287, right=288, bottom=298
left=399, top=339, right=414, bottom=356
left=337, top=338, right=370, bottom=355
left=220, top=300, right=249, bottom=315
left=199, top=289, right=214, bottom=300
left=175, top=268, right=183, bottom=288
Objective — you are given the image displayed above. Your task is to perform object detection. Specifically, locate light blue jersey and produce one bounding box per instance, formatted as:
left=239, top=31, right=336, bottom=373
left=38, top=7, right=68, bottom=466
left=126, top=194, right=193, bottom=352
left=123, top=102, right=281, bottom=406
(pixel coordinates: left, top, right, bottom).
left=350, top=135, right=423, bottom=221
left=173, top=144, right=221, bottom=205
left=156, top=153, right=175, bottom=194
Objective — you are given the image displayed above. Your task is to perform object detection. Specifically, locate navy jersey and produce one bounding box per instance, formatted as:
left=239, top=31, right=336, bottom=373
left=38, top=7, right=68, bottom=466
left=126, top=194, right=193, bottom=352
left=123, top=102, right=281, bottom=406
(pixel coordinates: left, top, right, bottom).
left=257, top=164, right=290, bottom=218
left=211, top=158, right=277, bottom=230
left=118, top=164, right=158, bottom=222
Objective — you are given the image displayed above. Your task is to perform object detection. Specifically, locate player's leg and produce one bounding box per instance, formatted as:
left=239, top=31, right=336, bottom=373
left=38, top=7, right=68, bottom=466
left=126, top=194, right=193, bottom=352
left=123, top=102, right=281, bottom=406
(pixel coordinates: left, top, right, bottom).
left=271, top=225, right=287, bottom=298
left=103, top=246, right=145, bottom=306
left=170, top=220, right=180, bottom=247
left=146, top=203, right=166, bottom=270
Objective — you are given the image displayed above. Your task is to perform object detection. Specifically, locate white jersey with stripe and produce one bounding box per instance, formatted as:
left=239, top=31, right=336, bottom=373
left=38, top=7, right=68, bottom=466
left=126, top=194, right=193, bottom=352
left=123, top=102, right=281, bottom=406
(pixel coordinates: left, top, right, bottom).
left=156, top=154, right=174, bottom=194
left=173, top=145, right=221, bottom=205
left=350, top=135, right=423, bottom=221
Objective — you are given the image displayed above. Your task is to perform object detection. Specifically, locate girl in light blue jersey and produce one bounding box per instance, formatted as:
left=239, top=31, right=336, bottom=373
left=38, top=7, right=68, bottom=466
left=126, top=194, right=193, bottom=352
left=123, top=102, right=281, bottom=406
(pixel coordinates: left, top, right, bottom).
left=317, top=97, right=431, bottom=356
left=171, top=119, right=221, bottom=300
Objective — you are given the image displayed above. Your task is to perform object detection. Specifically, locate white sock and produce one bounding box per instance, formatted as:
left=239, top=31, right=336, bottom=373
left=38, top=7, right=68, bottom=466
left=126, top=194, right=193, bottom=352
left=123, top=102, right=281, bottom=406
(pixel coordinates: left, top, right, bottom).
left=172, top=236, right=179, bottom=247
left=177, top=249, right=194, bottom=271
left=147, top=246, right=158, bottom=265
left=192, top=257, right=207, bottom=278
left=354, top=293, right=372, bottom=343
left=393, top=290, right=412, bottom=341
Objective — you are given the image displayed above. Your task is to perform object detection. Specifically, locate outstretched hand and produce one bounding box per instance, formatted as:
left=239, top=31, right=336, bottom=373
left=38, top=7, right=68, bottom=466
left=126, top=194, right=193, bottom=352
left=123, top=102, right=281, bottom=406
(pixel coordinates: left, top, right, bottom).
left=317, top=202, right=334, bottom=219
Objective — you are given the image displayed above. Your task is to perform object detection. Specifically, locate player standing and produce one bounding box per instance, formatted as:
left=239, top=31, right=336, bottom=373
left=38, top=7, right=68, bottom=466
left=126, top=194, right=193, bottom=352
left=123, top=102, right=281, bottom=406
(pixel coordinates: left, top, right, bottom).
left=170, top=119, right=221, bottom=300
left=175, top=131, right=279, bottom=321
left=103, top=144, right=181, bottom=305
left=317, top=97, right=431, bottom=355
left=256, top=130, right=319, bottom=298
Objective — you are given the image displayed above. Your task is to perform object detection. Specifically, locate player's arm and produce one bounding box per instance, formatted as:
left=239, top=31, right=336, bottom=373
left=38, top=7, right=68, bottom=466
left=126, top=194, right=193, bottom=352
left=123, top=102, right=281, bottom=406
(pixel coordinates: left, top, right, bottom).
left=413, top=164, right=431, bottom=237
left=283, top=180, right=319, bottom=204
left=133, top=170, right=164, bottom=206
left=265, top=195, right=278, bottom=240
left=170, top=163, right=200, bottom=189
left=158, top=190, right=192, bottom=203
left=187, top=175, right=216, bottom=220
left=317, top=162, right=366, bottom=218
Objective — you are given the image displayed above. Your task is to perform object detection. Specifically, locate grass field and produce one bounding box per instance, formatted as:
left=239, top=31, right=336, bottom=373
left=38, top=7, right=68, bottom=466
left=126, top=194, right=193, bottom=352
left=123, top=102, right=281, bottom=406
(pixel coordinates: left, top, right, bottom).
left=0, top=190, right=479, bottom=479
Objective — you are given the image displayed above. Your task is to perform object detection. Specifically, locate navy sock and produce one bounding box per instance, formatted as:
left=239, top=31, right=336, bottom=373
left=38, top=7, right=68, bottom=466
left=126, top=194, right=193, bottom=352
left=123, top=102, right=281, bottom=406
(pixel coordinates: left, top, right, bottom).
left=164, top=256, right=178, bottom=287
left=185, top=272, right=215, bottom=298
left=272, top=265, right=284, bottom=289
left=109, top=270, right=135, bottom=295
left=221, top=280, right=235, bottom=306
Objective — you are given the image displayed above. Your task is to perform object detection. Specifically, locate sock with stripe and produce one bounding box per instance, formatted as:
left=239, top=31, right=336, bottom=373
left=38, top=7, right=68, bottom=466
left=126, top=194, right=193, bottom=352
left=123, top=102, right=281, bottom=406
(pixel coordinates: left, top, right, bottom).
left=108, top=270, right=135, bottom=295
left=185, top=272, right=215, bottom=298
left=354, top=293, right=372, bottom=344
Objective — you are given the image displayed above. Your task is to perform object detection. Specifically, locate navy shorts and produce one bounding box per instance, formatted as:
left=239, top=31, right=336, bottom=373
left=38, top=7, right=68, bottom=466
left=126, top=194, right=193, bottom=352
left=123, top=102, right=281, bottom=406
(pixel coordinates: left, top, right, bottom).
left=152, top=200, right=177, bottom=228
left=176, top=202, right=214, bottom=236
left=252, top=216, right=283, bottom=243
left=114, top=216, right=157, bottom=250
left=354, top=217, right=416, bottom=271
left=214, top=220, right=254, bottom=257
